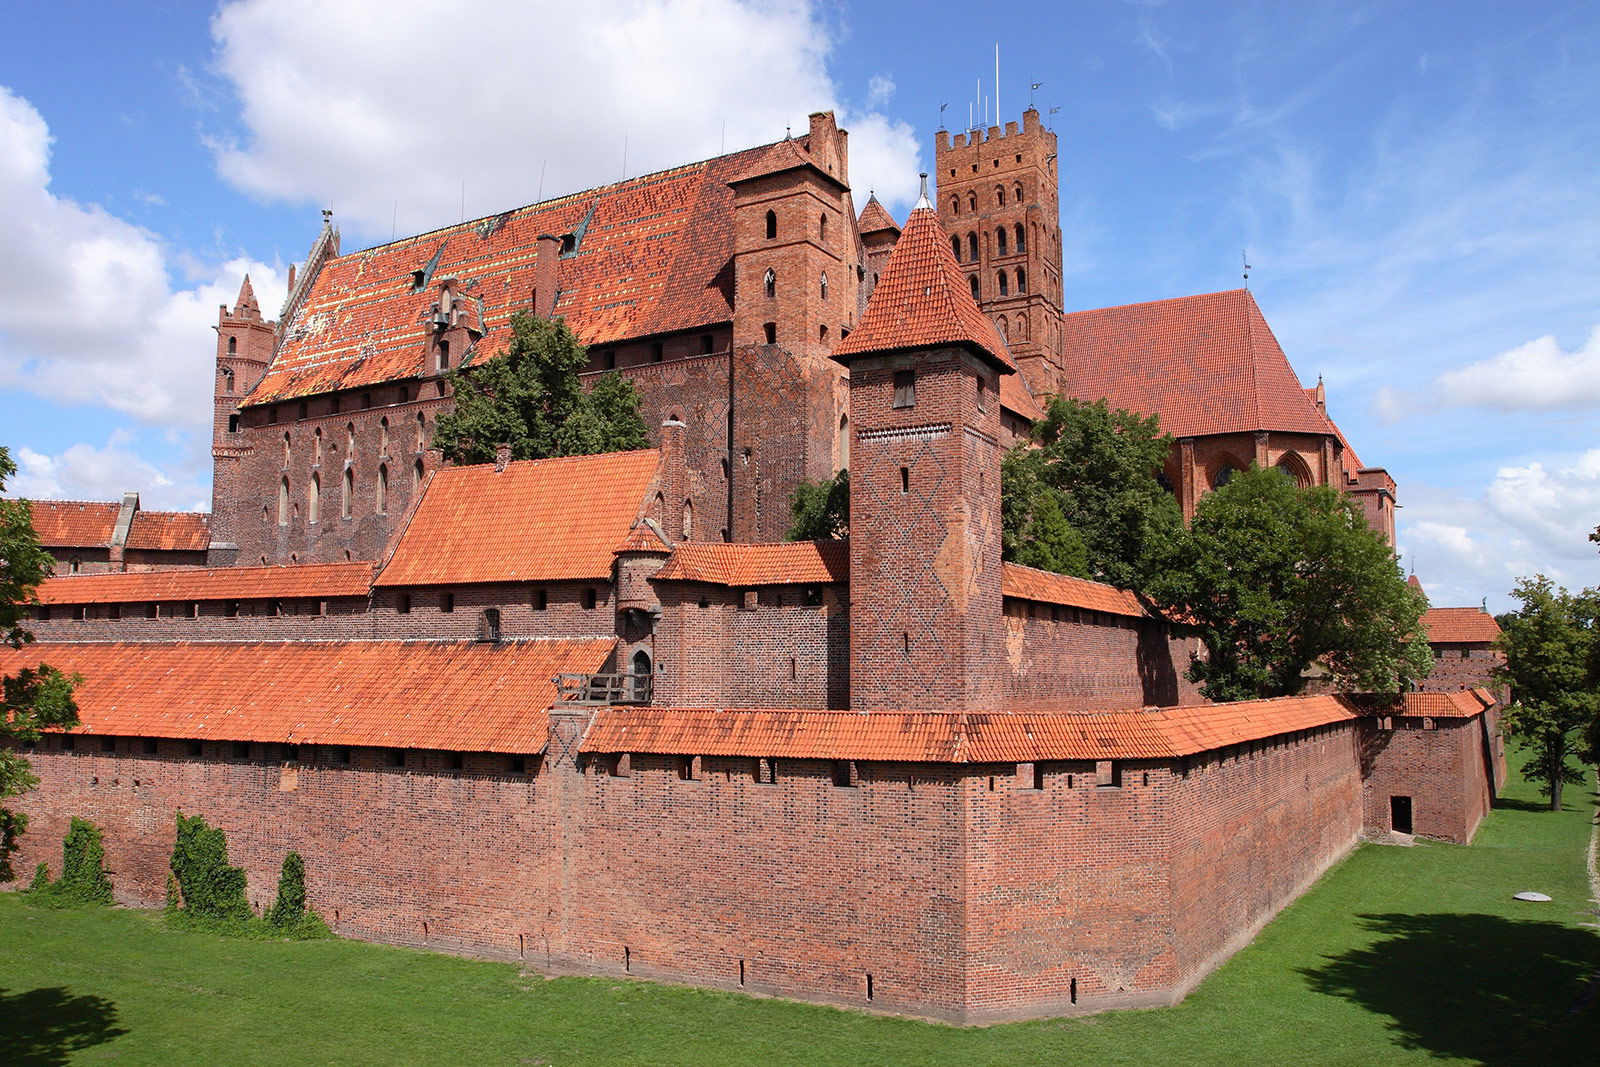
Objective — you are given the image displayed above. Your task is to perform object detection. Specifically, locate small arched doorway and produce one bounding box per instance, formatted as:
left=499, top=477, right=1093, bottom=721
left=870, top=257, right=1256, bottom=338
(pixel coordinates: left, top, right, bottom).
left=631, top=649, right=653, bottom=703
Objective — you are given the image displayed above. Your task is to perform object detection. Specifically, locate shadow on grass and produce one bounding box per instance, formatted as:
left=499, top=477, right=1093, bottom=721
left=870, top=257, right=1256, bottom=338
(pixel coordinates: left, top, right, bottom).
left=0, top=987, right=127, bottom=1065
left=1491, top=796, right=1556, bottom=812
left=1301, top=913, right=1600, bottom=1064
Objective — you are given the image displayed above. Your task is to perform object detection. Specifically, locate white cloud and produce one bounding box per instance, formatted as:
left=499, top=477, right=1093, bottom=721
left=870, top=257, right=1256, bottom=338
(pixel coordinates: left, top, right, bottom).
left=1368, top=384, right=1412, bottom=424
left=0, top=85, right=282, bottom=429
left=865, top=75, right=895, bottom=109
left=1434, top=326, right=1600, bottom=412
left=209, top=0, right=923, bottom=236
left=10, top=436, right=205, bottom=511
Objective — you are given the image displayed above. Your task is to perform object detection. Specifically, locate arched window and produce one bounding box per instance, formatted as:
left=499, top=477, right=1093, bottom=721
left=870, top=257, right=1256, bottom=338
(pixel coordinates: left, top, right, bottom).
left=1016, top=267, right=1027, bottom=293
left=413, top=458, right=424, bottom=489
left=1276, top=453, right=1312, bottom=487
left=765, top=210, right=777, bottom=239
left=996, top=314, right=1008, bottom=339
left=819, top=272, right=828, bottom=300
left=969, top=275, right=980, bottom=300
left=838, top=413, right=850, bottom=470
left=313, top=428, right=322, bottom=464
left=967, top=191, right=977, bottom=212
left=1013, top=181, right=1023, bottom=203
left=376, top=464, right=389, bottom=514
left=346, top=422, right=355, bottom=458
left=997, top=271, right=1009, bottom=296
left=950, top=235, right=961, bottom=260
left=1212, top=463, right=1240, bottom=490
left=416, top=412, right=426, bottom=450
left=819, top=213, right=827, bottom=240
left=630, top=649, right=652, bottom=701
left=283, top=432, right=291, bottom=466
left=379, top=417, right=389, bottom=456
left=681, top=499, right=693, bottom=541
left=949, top=195, right=960, bottom=215
left=342, top=467, right=353, bottom=519
left=220, top=367, right=234, bottom=394
left=998, top=185, right=1007, bottom=206
left=1015, top=223, right=1026, bottom=252
left=764, top=268, right=775, bottom=299
left=967, top=232, right=978, bottom=261
left=278, top=477, right=290, bottom=526
left=1016, top=312, right=1029, bottom=340
left=227, top=336, right=237, bottom=356
left=308, top=473, right=320, bottom=524
left=997, top=228, right=1008, bottom=256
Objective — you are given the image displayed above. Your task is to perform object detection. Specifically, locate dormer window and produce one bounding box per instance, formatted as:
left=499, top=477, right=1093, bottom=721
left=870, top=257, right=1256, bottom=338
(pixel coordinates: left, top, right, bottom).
left=410, top=269, right=426, bottom=291
left=560, top=234, right=576, bottom=255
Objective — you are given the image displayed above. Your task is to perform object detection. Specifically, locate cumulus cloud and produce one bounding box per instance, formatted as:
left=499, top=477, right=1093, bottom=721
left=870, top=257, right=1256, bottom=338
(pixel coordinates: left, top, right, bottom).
left=0, top=85, right=281, bottom=428
left=865, top=75, right=895, bottom=109
left=209, top=0, right=923, bottom=237
left=9, top=434, right=206, bottom=511
left=1434, top=326, right=1600, bottom=411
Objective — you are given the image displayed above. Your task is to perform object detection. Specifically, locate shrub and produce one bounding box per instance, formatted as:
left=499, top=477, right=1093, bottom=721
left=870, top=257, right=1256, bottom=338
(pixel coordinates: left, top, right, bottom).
left=27, top=817, right=113, bottom=907
left=168, top=813, right=250, bottom=921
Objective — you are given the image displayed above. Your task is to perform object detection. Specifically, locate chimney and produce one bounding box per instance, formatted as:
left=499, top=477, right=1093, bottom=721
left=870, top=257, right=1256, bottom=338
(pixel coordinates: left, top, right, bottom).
left=658, top=418, right=687, bottom=532
left=532, top=234, right=562, bottom=318
left=495, top=443, right=512, bottom=472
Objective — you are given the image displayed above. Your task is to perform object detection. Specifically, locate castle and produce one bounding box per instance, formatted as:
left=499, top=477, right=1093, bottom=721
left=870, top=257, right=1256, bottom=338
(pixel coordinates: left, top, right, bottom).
left=4, top=111, right=1506, bottom=1023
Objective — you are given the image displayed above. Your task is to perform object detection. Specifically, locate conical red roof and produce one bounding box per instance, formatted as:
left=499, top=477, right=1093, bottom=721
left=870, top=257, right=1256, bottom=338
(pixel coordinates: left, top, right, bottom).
left=856, top=195, right=900, bottom=235
left=833, top=202, right=1014, bottom=371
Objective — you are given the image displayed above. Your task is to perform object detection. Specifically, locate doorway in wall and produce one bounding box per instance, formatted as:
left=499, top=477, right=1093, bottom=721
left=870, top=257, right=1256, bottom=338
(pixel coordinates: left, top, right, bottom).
left=1390, top=795, right=1414, bottom=835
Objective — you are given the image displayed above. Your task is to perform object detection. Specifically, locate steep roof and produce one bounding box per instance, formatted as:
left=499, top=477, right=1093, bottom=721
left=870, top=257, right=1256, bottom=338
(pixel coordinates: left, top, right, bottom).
left=654, top=541, right=848, bottom=585
left=832, top=202, right=1015, bottom=371
left=7, top=639, right=612, bottom=753
left=125, top=511, right=210, bottom=552
left=23, top=501, right=119, bottom=547
left=856, top=195, right=900, bottom=235
left=37, top=561, right=373, bottom=605
left=1423, top=607, right=1502, bottom=645
left=580, top=694, right=1356, bottom=762
left=250, top=138, right=808, bottom=405
left=1000, top=564, right=1146, bottom=618
left=378, top=450, right=660, bottom=586
left=1059, top=290, right=1330, bottom=438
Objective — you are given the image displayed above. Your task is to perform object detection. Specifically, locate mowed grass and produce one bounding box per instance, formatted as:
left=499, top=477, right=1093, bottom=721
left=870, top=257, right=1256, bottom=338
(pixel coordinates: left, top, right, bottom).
left=2, top=750, right=1596, bottom=1066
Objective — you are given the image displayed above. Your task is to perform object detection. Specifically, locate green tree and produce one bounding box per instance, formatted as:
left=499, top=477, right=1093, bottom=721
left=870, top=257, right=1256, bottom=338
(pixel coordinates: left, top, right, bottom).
left=431, top=313, right=648, bottom=464
left=1497, top=576, right=1600, bottom=811
left=266, top=851, right=308, bottom=927
left=0, top=446, right=80, bottom=881
left=1146, top=465, right=1431, bottom=702
left=786, top=469, right=850, bottom=541
left=1000, top=397, right=1181, bottom=588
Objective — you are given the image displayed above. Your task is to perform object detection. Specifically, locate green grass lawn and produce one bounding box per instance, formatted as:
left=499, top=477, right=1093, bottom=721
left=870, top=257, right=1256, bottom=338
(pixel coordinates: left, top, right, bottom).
left=3, top=752, right=1596, bottom=1066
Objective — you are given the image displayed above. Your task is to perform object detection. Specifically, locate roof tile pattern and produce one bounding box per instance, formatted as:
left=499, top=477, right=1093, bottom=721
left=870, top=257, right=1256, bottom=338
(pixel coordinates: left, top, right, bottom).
left=1001, top=564, right=1145, bottom=617
left=654, top=541, right=848, bottom=586
left=251, top=140, right=804, bottom=405
left=22, top=501, right=119, bottom=547
left=1059, top=290, right=1330, bottom=438
left=833, top=204, right=1015, bottom=370
left=378, top=450, right=659, bottom=586
left=37, top=561, right=375, bottom=605
left=856, top=195, right=900, bottom=235
left=581, top=694, right=1357, bottom=762
left=6, top=639, right=613, bottom=752
left=126, top=511, right=210, bottom=552
left=1422, top=607, right=1502, bottom=644
left=1349, top=689, right=1496, bottom=719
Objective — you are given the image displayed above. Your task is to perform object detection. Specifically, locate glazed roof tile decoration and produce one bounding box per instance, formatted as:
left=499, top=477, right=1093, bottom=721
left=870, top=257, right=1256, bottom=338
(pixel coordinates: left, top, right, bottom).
left=832, top=200, right=1016, bottom=371
left=247, top=137, right=824, bottom=406
left=654, top=541, right=849, bottom=586
left=125, top=511, right=210, bottom=552
left=580, top=693, right=1365, bottom=762
left=1059, top=289, right=1331, bottom=438
left=856, top=195, right=901, bottom=235
left=1422, top=607, right=1503, bottom=644
left=7, top=639, right=613, bottom=752
left=378, top=450, right=660, bottom=586
left=23, top=501, right=120, bottom=546
left=36, top=561, right=374, bottom=606
left=1001, top=563, right=1146, bottom=617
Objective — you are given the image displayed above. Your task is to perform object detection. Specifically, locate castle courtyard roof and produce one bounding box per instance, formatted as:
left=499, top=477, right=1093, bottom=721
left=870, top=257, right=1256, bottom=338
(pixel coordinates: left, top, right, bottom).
left=654, top=541, right=848, bottom=585
left=856, top=195, right=900, bottom=236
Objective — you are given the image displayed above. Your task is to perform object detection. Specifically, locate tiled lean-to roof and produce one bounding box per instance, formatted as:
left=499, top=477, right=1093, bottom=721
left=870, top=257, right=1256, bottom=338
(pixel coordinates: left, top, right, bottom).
left=8, top=639, right=614, bottom=753
left=1058, top=289, right=1331, bottom=438
left=249, top=137, right=824, bottom=405
left=1000, top=564, right=1146, bottom=617
left=1349, top=689, right=1497, bottom=720
left=36, top=561, right=374, bottom=605
left=654, top=541, right=848, bottom=586
left=378, top=450, right=660, bottom=586
left=581, top=694, right=1358, bottom=762
left=1422, top=607, right=1502, bottom=645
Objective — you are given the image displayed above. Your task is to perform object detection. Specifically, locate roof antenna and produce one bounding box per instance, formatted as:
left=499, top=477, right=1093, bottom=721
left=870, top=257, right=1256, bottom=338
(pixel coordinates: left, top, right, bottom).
left=1242, top=248, right=1252, bottom=287
left=537, top=160, right=547, bottom=202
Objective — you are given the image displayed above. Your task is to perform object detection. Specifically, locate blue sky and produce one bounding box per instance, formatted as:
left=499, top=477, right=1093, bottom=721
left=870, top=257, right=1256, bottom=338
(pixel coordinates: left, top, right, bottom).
left=1, top=0, right=1596, bottom=610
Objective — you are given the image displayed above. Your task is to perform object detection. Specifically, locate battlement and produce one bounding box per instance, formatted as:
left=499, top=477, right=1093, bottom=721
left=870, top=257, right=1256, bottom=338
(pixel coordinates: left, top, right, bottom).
left=936, top=108, right=1046, bottom=154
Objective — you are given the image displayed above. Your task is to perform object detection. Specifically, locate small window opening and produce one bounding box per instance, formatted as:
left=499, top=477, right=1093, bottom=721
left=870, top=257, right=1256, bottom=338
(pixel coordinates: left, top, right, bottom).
left=1096, top=760, right=1122, bottom=787
left=831, top=760, right=857, bottom=787
left=187, top=739, right=202, bottom=758
left=763, top=322, right=777, bottom=344
left=763, top=268, right=776, bottom=299
left=899, top=467, right=909, bottom=494
left=650, top=342, right=663, bottom=363
left=143, top=738, right=159, bottom=756
left=756, top=758, right=778, bottom=785
left=227, top=336, right=237, bottom=356
left=397, top=593, right=411, bottom=614
left=101, top=736, right=116, bottom=753
left=997, top=227, right=1008, bottom=255
left=227, top=414, right=240, bottom=433
left=438, top=339, right=451, bottom=370
left=699, top=333, right=713, bottom=354
left=819, top=272, right=828, bottom=300
left=447, top=751, right=464, bottom=771
left=865, top=973, right=874, bottom=1001
left=582, top=588, right=597, bottom=610
left=676, top=755, right=699, bottom=781
left=387, top=749, right=405, bottom=769
left=481, top=608, right=502, bottom=642
left=997, top=271, right=1009, bottom=296
left=892, top=369, right=915, bottom=408
left=232, top=741, right=250, bottom=760
left=533, top=589, right=548, bottom=611
left=764, top=210, right=777, bottom=239
left=441, top=592, right=455, bottom=613
left=224, top=601, right=238, bottom=618
left=969, top=275, right=980, bottom=300
left=967, top=232, right=979, bottom=261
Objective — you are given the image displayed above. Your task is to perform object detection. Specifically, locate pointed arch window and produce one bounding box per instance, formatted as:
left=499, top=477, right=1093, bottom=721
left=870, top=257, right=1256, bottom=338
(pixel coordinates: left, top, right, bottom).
left=765, top=210, right=777, bottom=239
left=413, top=458, right=424, bottom=489
left=763, top=322, right=777, bottom=344
left=967, top=191, right=977, bottom=212
left=764, top=268, right=776, bottom=299
left=949, top=195, right=960, bottom=216
left=997, top=271, right=1009, bottom=296
left=283, top=432, right=291, bottom=467
left=379, top=417, right=389, bottom=456
left=950, top=235, right=961, bottom=260
left=1014, top=181, right=1024, bottom=202
left=342, top=466, right=354, bottom=519
left=995, top=185, right=1005, bottom=206
left=681, top=499, right=694, bottom=541
left=819, top=213, right=828, bottom=241
left=997, top=227, right=1008, bottom=256
left=416, top=412, right=426, bottom=450
left=838, top=413, right=850, bottom=469
left=969, top=275, right=980, bottom=300
left=376, top=464, right=389, bottom=514
left=1015, top=223, right=1026, bottom=252
left=967, top=232, right=978, bottom=261
left=227, top=336, right=237, bottom=356
left=313, top=428, right=323, bottom=464
left=819, top=272, right=828, bottom=300
left=278, top=477, right=290, bottom=526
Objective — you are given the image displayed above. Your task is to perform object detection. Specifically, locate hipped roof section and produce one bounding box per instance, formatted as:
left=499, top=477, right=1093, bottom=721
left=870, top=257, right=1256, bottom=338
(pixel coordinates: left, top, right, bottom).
left=654, top=541, right=848, bottom=586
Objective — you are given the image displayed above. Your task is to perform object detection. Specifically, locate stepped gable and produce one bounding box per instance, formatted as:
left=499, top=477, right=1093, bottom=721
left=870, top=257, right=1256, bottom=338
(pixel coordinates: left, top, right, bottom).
left=1423, top=606, right=1502, bottom=644
left=1059, top=289, right=1329, bottom=437
left=22, top=500, right=120, bottom=547
left=1000, top=563, right=1145, bottom=618
left=654, top=541, right=848, bottom=585
left=5, top=639, right=613, bottom=753
left=581, top=693, right=1356, bottom=762
left=856, top=194, right=900, bottom=236
left=36, top=561, right=373, bottom=605
left=832, top=198, right=1014, bottom=371
left=125, top=510, right=210, bottom=552
left=250, top=138, right=804, bottom=406
left=378, top=450, right=660, bottom=586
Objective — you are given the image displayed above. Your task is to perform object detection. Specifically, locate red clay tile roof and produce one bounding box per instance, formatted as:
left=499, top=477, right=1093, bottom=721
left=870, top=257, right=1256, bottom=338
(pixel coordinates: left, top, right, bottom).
left=856, top=195, right=900, bottom=235
left=654, top=541, right=848, bottom=585
left=1059, top=290, right=1330, bottom=438
left=1001, top=564, right=1145, bottom=617
left=36, top=562, right=375, bottom=605
left=21, top=501, right=119, bottom=547
left=727, top=138, right=844, bottom=189
left=378, top=450, right=660, bottom=586
left=1422, top=607, right=1502, bottom=645
left=832, top=203, right=1015, bottom=371
left=1000, top=373, right=1044, bottom=422
left=249, top=139, right=812, bottom=406
left=1350, top=689, right=1496, bottom=719
left=1408, top=574, right=1426, bottom=597
left=5, top=639, right=612, bottom=752
left=125, top=511, right=210, bottom=552
left=615, top=520, right=673, bottom=555
left=580, top=694, right=1356, bottom=762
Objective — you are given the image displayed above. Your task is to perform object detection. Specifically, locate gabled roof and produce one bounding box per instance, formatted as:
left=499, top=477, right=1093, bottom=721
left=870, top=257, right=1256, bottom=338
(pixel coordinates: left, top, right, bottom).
left=832, top=203, right=1015, bottom=371
left=615, top=520, right=673, bottom=555
left=126, top=511, right=210, bottom=552
left=249, top=138, right=804, bottom=405
left=1000, top=564, right=1146, bottom=618
left=727, top=137, right=846, bottom=189
left=377, top=450, right=660, bottom=586
left=1423, top=607, right=1502, bottom=645
left=654, top=541, right=848, bottom=586
left=23, top=501, right=119, bottom=547
left=36, top=561, right=373, bottom=605
left=580, top=694, right=1356, bottom=762
left=1000, top=374, right=1044, bottom=422
left=856, top=195, right=900, bottom=235
left=1059, top=289, right=1330, bottom=438
left=6, top=639, right=613, bottom=753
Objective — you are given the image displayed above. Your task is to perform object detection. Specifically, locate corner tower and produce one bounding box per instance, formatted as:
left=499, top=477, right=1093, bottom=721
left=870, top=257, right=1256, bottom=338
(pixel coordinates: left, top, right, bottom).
left=833, top=179, right=1015, bottom=712
left=935, top=109, right=1063, bottom=396
left=209, top=275, right=275, bottom=563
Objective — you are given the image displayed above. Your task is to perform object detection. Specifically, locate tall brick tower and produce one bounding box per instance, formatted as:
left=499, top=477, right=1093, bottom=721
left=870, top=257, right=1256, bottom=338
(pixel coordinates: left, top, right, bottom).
left=934, top=109, right=1063, bottom=397
left=833, top=179, right=1015, bottom=711
left=208, top=276, right=275, bottom=563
